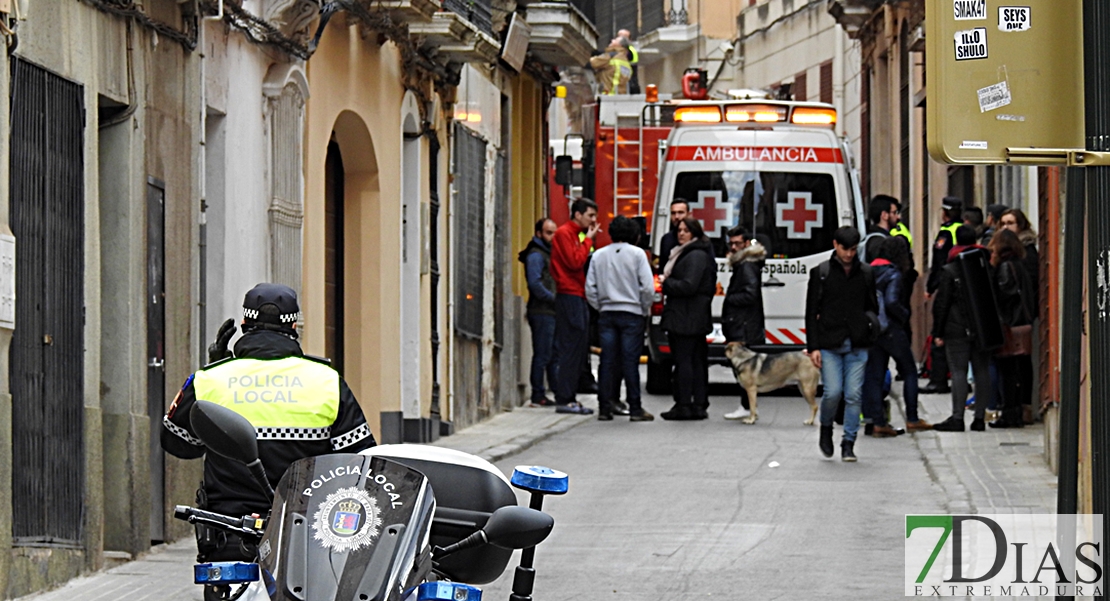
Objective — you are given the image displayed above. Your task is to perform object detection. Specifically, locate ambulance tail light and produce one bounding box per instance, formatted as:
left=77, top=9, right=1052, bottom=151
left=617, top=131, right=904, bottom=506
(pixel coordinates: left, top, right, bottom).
left=791, top=107, right=837, bottom=126
left=725, top=105, right=786, bottom=123
left=674, top=106, right=722, bottom=123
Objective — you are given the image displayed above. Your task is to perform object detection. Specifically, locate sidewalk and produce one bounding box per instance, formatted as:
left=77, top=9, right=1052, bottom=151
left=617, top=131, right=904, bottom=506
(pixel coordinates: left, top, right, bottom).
left=907, top=389, right=1057, bottom=515
left=15, top=404, right=594, bottom=601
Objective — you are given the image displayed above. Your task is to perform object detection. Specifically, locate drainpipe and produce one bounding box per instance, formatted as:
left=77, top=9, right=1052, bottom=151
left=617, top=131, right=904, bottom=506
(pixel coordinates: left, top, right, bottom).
left=197, top=10, right=208, bottom=368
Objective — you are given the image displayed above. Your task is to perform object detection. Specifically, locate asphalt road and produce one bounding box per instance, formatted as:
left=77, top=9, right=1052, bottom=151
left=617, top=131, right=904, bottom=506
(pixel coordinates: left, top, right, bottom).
left=479, top=365, right=955, bottom=600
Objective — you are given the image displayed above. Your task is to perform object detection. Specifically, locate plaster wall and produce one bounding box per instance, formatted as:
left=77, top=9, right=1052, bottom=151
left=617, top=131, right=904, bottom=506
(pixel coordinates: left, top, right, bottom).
left=303, top=21, right=407, bottom=438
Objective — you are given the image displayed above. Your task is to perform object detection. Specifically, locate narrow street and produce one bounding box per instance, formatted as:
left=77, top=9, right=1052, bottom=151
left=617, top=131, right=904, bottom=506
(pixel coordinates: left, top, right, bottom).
left=480, top=366, right=1056, bottom=599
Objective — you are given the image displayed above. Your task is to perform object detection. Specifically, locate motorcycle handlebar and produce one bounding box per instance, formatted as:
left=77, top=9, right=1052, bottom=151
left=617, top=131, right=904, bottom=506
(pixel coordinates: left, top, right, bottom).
left=173, top=505, right=266, bottom=539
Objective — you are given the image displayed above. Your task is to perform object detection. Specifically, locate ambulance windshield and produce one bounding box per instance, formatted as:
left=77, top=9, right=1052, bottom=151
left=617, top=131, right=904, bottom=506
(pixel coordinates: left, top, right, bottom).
left=672, top=171, right=838, bottom=259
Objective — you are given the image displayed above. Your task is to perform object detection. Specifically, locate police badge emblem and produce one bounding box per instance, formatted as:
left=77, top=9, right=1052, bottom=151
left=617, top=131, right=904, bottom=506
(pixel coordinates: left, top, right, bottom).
left=312, top=487, right=383, bottom=552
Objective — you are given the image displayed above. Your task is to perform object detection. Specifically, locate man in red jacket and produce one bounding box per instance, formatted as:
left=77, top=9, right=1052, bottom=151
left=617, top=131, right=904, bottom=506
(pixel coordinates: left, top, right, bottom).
left=550, top=198, right=600, bottom=414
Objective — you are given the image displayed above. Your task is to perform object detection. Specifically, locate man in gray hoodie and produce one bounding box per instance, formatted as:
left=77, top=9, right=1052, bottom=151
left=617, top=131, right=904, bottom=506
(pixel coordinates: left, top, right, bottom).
left=586, top=216, right=656, bottom=421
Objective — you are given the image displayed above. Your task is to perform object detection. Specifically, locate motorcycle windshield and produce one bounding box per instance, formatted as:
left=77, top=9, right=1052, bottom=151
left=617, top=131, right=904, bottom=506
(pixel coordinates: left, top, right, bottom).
left=257, top=454, right=436, bottom=601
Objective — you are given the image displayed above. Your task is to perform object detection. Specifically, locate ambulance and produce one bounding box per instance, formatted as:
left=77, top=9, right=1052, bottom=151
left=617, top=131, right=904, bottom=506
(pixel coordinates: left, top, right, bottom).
left=646, top=99, right=865, bottom=393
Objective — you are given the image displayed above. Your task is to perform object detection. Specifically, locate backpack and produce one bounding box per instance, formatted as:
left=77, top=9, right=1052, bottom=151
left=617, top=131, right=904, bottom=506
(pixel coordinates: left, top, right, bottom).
left=816, top=260, right=882, bottom=344
left=858, top=230, right=886, bottom=263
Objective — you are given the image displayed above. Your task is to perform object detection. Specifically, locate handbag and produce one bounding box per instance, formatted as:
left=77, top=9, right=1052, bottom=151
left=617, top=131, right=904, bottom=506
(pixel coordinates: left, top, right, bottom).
left=996, top=262, right=1034, bottom=357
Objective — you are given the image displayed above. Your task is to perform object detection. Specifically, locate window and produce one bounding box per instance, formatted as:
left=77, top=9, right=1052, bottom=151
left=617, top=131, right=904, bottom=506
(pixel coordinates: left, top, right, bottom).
left=672, top=170, right=840, bottom=259
left=453, top=123, right=486, bottom=339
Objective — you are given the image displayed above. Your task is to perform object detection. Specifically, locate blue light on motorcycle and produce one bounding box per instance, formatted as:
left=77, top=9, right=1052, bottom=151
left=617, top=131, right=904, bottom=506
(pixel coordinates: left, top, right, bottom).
left=417, top=581, right=482, bottom=600
left=511, top=465, right=569, bottom=495
left=193, top=562, right=260, bottom=585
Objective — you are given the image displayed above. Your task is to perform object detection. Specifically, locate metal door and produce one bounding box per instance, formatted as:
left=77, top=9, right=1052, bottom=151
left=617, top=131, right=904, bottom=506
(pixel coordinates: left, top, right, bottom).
left=147, top=178, right=166, bottom=542
left=9, top=56, right=85, bottom=545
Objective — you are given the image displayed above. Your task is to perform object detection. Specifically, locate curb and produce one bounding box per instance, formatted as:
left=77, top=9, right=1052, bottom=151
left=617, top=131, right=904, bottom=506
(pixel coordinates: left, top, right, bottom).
left=473, top=413, right=593, bottom=463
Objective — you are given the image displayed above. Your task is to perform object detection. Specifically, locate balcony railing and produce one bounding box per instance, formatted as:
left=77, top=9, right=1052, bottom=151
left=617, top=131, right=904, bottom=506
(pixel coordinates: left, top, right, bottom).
left=442, top=0, right=493, bottom=36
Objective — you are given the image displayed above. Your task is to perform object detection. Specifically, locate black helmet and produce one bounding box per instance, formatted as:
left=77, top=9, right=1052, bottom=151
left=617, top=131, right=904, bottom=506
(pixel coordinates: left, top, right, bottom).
left=242, top=283, right=300, bottom=329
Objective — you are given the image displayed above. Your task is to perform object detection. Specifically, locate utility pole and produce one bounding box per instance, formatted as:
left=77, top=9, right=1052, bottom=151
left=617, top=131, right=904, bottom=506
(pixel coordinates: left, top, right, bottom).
left=1083, top=0, right=1110, bottom=579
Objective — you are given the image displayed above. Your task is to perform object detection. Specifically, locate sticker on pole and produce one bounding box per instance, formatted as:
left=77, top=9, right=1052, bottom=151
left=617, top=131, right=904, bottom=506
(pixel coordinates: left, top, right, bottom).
left=954, top=28, right=988, bottom=61
left=998, top=6, right=1030, bottom=32
left=953, top=0, right=986, bottom=20
left=977, top=81, right=1011, bottom=113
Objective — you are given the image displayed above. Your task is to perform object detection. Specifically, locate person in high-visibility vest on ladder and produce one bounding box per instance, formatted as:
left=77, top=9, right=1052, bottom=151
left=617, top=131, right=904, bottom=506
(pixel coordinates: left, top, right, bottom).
left=618, top=29, right=640, bottom=94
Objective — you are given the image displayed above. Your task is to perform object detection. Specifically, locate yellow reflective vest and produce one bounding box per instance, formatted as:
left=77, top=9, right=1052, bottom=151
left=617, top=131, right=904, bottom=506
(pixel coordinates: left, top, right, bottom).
left=193, top=356, right=340, bottom=430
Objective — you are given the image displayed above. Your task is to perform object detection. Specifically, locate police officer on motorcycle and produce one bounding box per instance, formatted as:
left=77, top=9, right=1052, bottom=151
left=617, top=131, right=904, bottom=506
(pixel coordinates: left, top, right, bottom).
left=161, top=283, right=376, bottom=563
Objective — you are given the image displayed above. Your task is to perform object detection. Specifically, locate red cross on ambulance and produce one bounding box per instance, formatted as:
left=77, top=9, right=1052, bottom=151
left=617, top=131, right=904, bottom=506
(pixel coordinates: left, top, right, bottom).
left=689, top=190, right=732, bottom=235
left=776, top=192, right=823, bottom=239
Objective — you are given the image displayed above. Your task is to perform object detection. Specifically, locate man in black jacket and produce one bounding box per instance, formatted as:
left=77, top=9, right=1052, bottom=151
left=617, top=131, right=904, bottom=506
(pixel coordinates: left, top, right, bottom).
left=722, top=227, right=765, bottom=420
left=930, top=227, right=994, bottom=432
left=519, top=218, right=559, bottom=406
left=162, top=283, right=376, bottom=562
left=656, top=198, right=690, bottom=267
left=922, top=197, right=964, bottom=394
left=805, top=227, right=879, bottom=462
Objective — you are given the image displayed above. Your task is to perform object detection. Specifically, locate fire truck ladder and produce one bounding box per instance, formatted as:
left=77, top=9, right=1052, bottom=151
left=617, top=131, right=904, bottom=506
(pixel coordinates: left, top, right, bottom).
left=613, top=111, right=644, bottom=216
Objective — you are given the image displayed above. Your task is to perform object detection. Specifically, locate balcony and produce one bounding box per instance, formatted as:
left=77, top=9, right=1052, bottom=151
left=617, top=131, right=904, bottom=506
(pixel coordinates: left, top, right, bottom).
left=636, top=22, right=699, bottom=64
left=411, top=10, right=501, bottom=64
left=442, top=0, right=494, bottom=36
left=371, top=0, right=439, bottom=23
left=827, top=0, right=885, bottom=37
left=526, top=2, right=599, bottom=67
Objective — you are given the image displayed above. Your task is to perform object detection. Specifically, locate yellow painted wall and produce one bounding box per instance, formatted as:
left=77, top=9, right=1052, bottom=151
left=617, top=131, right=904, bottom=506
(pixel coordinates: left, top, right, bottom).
left=304, top=21, right=407, bottom=436
left=511, top=73, right=546, bottom=298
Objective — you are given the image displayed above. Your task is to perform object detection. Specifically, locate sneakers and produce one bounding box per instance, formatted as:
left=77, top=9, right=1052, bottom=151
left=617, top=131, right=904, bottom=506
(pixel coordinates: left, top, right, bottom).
left=932, top=416, right=966, bottom=431
left=723, top=406, right=751, bottom=420
left=970, top=418, right=985, bottom=431
left=630, top=409, right=655, bottom=422
left=819, top=425, right=834, bottom=458
left=555, top=402, right=594, bottom=415
left=841, top=440, right=857, bottom=462
left=905, top=420, right=933, bottom=432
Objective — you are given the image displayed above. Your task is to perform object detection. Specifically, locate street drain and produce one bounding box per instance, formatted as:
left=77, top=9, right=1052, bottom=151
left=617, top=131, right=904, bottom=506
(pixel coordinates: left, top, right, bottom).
left=999, top=442, right=1031, bottom=446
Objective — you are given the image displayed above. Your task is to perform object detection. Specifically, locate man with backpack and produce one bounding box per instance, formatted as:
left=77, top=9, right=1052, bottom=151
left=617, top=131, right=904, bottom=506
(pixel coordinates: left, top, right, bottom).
left=860, top=194, right=900, bottom=263
left=805, top=227, right=880, bottom=462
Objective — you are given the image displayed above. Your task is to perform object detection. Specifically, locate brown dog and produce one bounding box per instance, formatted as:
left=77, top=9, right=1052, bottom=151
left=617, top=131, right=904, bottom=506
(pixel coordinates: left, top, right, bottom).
left=723, top=341, right=820, bottom=425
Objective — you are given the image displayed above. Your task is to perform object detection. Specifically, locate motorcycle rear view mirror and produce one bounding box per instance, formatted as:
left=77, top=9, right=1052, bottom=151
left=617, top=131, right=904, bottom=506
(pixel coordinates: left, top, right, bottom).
left=190, top=400, right=260, bottom=465
left=484, top=505, right=554, bottom=550
left=434, top=506, right=554, bottom=560
left=190, top=401, right=274, bottom=500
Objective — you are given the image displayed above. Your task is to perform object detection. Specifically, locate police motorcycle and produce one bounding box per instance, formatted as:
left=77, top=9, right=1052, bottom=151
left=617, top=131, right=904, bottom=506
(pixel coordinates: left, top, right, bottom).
left=173, top=400, right=568, bottom=601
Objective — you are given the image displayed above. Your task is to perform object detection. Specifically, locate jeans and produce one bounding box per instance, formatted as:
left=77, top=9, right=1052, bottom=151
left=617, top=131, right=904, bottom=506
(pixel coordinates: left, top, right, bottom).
left=862, top=327, right=920, bottom=424
left=669, top=333, right=709, bottom=410
left=944, top=336, right=992, bottom=420
left=818, top=340, right=869, bottom=442
left=527, top=313, right=558, bottom=402
left=554, top=294, right=590, bottom=405
left=598, top=311, right=647, bottom=413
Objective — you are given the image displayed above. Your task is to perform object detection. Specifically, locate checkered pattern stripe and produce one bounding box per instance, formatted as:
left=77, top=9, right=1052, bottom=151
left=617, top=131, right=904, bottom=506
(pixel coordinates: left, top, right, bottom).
left=256, top=426, right=331, bottom=441
left=279, top=312, right=301, bottom=324
left=331, top=423, right=371, bottom=450
left=242, top=308, right=300, bottom=323
left=163, top=416, right=203, bottom=446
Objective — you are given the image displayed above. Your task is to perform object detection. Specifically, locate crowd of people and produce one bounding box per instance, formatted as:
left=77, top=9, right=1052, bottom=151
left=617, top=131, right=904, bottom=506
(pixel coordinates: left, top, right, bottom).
left=520, top=192, right=1041, bottom=461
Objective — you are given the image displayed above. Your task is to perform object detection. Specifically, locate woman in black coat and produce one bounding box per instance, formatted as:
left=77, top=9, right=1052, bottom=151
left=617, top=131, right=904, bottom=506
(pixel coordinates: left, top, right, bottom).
left=659, top=216, right=717, bottom=420
left=988, top=229, right=1035, bottom=428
